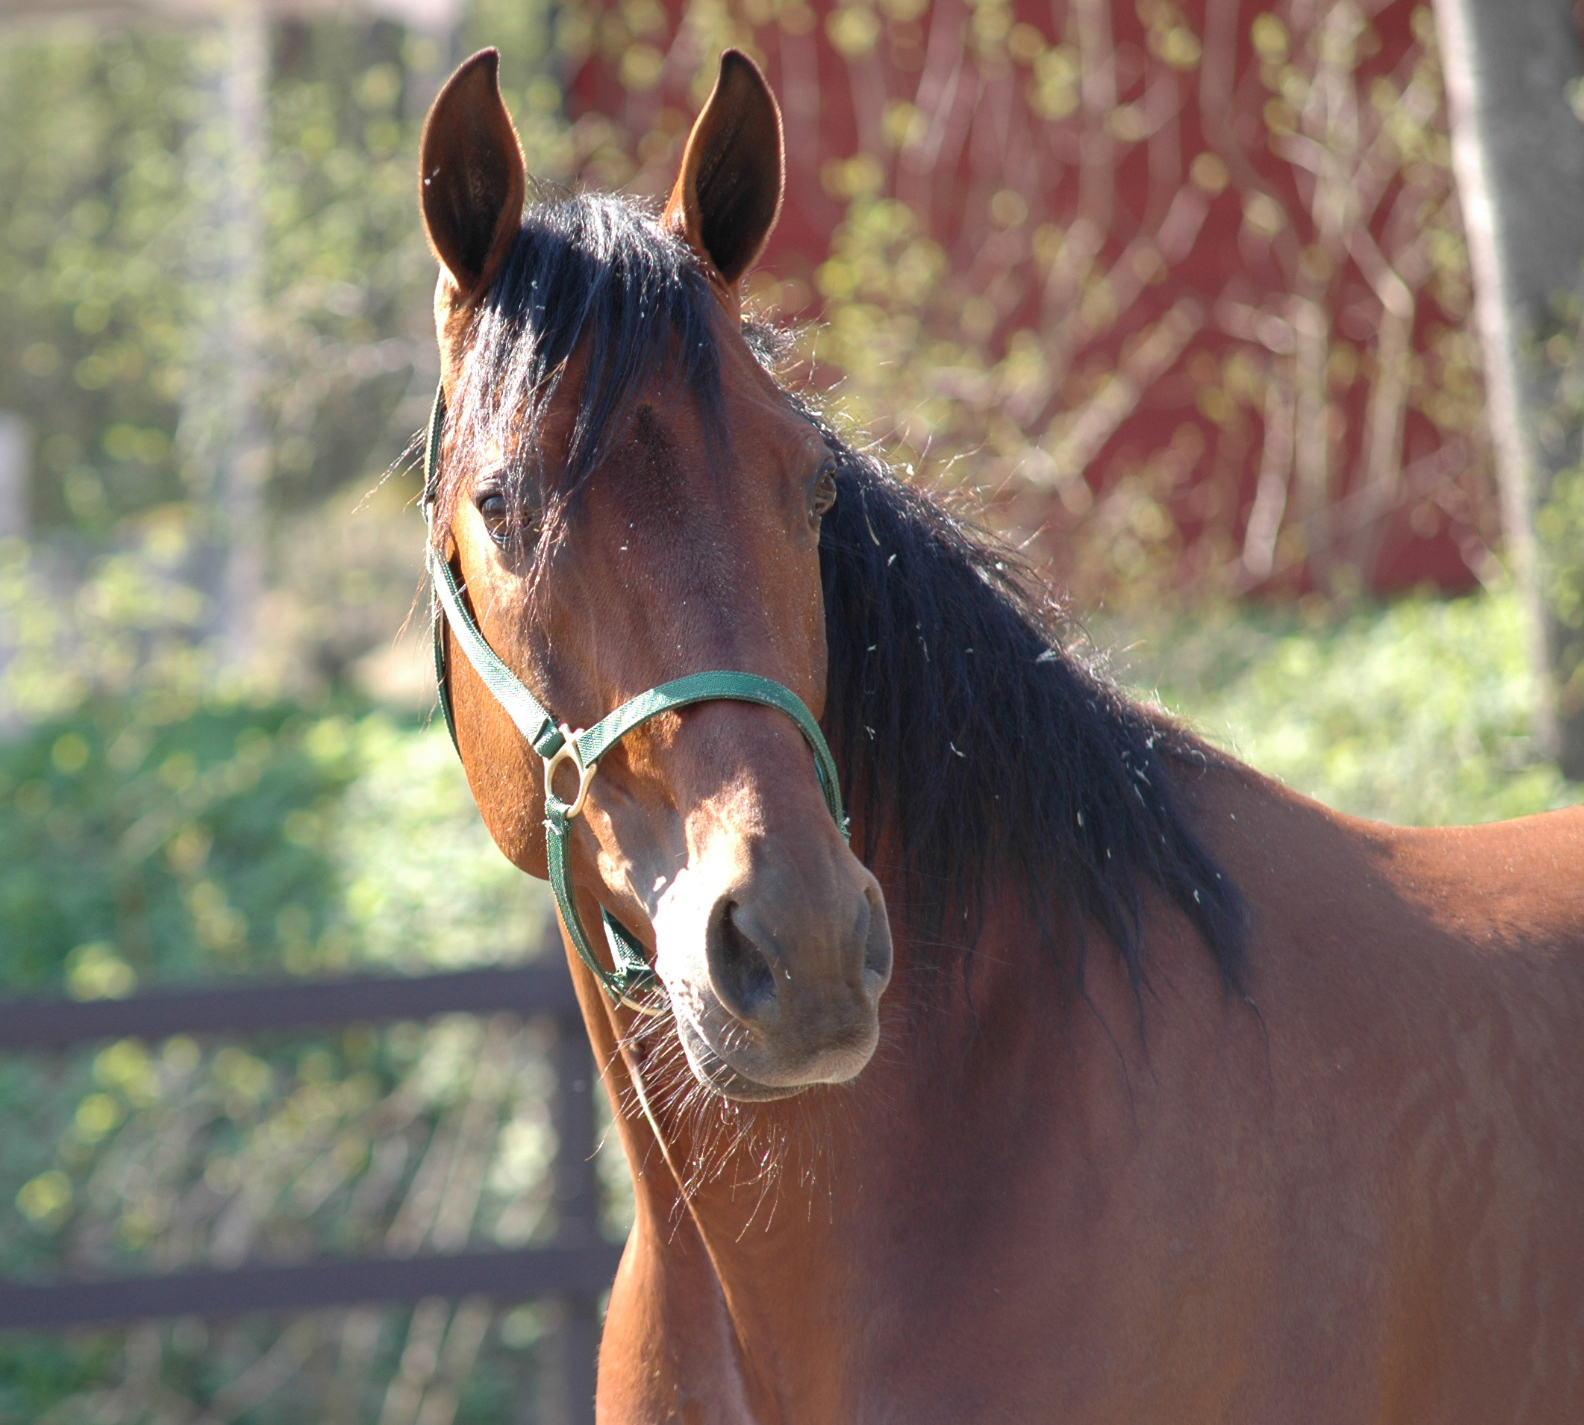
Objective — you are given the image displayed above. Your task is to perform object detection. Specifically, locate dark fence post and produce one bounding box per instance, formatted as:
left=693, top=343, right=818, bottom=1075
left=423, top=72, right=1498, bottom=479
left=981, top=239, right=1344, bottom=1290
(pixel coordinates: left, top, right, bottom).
left=543, top=1012, right=602, bottom=1425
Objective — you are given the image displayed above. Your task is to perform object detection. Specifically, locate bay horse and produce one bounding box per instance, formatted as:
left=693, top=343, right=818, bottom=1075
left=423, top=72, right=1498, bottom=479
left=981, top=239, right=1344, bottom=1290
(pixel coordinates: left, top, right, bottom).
left=416, top=48, right=1584, bottom=1423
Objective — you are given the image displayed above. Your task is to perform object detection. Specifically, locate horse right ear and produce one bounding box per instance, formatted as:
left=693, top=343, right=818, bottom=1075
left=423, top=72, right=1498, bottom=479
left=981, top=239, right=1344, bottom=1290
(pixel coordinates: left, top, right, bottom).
left=419, top=49, right=525, bottom=298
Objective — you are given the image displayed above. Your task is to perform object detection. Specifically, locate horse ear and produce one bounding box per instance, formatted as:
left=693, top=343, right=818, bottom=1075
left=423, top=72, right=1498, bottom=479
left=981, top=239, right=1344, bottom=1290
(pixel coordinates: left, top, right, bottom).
left=663, top=50, right=785, bottom=290
left=419, top=49, right=525, bottom=297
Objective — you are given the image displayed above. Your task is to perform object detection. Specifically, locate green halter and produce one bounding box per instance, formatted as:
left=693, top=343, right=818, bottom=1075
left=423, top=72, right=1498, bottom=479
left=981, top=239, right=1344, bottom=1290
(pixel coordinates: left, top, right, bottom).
left=421, top=386, right=849, bottom=1011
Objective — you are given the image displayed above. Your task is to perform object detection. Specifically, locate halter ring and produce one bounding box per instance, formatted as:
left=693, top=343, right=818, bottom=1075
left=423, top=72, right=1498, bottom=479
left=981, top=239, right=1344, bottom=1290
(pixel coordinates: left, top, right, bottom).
left=544, top=732, right=597, bottom=819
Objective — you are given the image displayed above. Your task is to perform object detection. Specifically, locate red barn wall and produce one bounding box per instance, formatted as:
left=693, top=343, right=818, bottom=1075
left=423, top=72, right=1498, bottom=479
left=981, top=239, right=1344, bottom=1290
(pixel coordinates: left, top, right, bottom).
left=565, top=0, right=1499, bottom=599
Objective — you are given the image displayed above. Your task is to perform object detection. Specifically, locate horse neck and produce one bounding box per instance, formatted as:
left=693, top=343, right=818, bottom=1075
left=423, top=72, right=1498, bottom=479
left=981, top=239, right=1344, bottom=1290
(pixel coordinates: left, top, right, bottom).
left=602, top=863, right=1103, bottom=1392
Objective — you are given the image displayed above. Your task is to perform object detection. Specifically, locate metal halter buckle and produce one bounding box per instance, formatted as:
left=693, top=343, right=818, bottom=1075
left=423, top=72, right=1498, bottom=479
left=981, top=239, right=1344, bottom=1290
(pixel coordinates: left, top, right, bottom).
left=543, top=731, right=596, bottom=819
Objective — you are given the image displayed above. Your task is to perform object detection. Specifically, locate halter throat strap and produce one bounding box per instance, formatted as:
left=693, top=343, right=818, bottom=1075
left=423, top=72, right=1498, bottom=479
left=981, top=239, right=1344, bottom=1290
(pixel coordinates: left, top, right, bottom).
left=421, top=386, right=848, bottom=1010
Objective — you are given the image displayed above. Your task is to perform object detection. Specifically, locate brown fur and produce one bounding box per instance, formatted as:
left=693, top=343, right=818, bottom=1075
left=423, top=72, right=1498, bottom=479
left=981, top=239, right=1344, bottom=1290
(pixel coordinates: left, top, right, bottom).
left=591, top=769, right=1584, bottom=1423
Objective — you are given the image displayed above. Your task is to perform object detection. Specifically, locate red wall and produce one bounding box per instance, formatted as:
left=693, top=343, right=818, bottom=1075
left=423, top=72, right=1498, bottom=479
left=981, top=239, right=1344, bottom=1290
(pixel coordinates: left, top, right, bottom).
left=567, top=0, right=1497, bottom=597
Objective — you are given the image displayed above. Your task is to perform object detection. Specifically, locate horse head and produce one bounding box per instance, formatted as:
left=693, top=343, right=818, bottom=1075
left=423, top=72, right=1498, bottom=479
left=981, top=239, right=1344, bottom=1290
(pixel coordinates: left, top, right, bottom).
left=417, top=49, right=892, bottom=1102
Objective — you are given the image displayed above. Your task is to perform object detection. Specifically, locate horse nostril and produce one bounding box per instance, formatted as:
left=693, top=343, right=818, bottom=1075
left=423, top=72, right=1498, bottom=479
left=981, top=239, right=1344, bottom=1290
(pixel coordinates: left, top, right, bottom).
left=862, top=883, right=893, bottom=990
left=708, top=901, right=779, bottom=1022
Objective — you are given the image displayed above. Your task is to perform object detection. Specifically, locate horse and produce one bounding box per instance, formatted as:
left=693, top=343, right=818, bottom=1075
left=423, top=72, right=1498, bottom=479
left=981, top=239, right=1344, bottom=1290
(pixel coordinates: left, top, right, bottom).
left=415, top=47, right=1584, bottom=1424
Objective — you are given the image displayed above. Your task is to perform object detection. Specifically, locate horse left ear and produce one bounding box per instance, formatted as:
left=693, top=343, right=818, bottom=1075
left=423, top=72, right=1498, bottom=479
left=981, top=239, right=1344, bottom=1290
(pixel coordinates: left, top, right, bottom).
left=664, top=50, right=785, bottom=294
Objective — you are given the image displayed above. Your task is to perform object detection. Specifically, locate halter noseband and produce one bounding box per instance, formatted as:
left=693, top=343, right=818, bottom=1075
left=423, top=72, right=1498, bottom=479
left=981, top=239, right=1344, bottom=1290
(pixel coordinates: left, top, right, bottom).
left=421, top=386, right=849, bottom=1012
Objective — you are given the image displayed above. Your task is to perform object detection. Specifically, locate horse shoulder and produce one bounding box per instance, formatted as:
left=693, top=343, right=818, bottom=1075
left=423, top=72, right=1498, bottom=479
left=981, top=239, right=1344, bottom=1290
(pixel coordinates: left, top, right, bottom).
left=1173, top=764, right=1584, bottom=1420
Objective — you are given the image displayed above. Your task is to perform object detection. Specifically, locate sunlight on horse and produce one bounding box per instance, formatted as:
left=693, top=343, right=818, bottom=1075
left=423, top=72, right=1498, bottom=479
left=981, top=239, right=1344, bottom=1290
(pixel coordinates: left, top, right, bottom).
left=418, top=47, right=1584, bottom=1425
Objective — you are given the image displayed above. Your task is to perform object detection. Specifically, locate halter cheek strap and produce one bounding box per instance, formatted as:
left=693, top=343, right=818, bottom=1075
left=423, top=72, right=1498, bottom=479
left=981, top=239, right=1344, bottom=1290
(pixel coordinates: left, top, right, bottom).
left=421, top=386, right=849, bottom=1011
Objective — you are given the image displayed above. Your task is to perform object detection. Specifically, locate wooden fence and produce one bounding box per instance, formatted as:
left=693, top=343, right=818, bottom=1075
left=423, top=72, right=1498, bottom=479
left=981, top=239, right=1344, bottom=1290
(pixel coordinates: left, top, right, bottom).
left=0, top=952, right=618, bottom=1424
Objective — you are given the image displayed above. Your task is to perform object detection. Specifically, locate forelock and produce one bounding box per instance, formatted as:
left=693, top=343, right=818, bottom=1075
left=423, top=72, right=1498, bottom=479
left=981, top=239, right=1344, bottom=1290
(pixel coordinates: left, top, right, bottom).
left=432, top=190, right=726, bottom=556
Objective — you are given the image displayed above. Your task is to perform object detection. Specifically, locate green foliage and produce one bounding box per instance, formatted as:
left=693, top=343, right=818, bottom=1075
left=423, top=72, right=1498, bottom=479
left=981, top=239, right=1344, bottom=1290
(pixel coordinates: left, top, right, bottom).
left=0, top=1010, right=601, bottom=1422
left=1535, top=463, right=1584, bottom=735
left=0, top=700, right=339, bottom=990
left=0, top=20, right=429, bottom=533
left=6, top=1018, right=554, bottom=1270
left=0, top=1326, right=118, bottom=1424
left=0, top=528, right=204, bottom=737
left=0, top=700, right=543, bottom=992
left=1109, top=585, right=1579, bottom=826
left=0, top=697, right=569, bottom=1421
left=1515, top=287, right=1584, bottom=741
left=0, top=11, right=598, bottom=724
left=0, top=1022, right=564, bottom=1422
left=0, top=27, right=194, bottom=532
left=0, top=11, right=584, bottom=539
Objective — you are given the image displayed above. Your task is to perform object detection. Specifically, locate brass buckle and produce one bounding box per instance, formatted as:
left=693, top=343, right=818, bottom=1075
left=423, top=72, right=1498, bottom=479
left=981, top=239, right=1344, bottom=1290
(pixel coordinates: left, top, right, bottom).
left=544, top=730, right=596, bottom=819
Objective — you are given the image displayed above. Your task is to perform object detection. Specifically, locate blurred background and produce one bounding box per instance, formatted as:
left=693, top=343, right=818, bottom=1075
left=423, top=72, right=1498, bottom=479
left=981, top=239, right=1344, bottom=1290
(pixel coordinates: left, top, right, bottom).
left=0, top=0, right=1579, bottom=1419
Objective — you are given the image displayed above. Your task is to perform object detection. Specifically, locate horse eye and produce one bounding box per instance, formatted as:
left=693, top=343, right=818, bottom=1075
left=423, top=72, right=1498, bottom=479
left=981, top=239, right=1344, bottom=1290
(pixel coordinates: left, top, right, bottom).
left=812, top=467, right=838, bottom=519
left=476, top=489, right=510, bottom=540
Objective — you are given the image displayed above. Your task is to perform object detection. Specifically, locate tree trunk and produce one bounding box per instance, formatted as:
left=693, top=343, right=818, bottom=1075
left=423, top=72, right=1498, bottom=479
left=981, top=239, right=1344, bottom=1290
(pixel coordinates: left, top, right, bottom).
left=0, top=411, right=27, bottom=735
left=177, top=2, right=270, bottom=676
left=1434, top=0, right=1584, bottom=778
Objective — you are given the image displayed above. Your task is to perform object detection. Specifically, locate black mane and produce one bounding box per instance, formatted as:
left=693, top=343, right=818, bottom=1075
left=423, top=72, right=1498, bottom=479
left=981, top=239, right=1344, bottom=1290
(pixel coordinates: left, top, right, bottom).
left=813, top=431, right=1248, bottom=1000
left=445, top=192, right=1249, bottom=1000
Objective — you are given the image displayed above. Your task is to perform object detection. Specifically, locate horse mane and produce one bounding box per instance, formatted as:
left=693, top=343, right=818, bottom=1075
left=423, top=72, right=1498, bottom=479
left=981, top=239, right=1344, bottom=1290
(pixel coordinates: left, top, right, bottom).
left=810, top=428, right=1248, bottom=1001
left=444, top=191, right=1249, bottom=1002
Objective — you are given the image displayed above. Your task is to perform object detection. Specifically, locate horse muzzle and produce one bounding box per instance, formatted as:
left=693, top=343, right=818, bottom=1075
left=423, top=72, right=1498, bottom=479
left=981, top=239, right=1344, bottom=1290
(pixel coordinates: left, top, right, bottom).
left=656, top=854, right=893, bottom=1101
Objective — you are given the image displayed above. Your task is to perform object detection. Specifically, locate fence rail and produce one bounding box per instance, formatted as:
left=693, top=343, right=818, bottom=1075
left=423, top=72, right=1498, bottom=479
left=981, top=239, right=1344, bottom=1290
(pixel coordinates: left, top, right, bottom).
left=0, top=961, right=581, bottom=1049
left=0, top=1242, right=622, bottom=1331
left=0, top=948, right=611, bottom=1424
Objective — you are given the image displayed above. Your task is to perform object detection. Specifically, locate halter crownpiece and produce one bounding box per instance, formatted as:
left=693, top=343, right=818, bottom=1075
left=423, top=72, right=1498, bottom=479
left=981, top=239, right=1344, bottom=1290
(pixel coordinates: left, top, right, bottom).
left=421, top=384, right=850, bottom=1011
